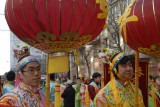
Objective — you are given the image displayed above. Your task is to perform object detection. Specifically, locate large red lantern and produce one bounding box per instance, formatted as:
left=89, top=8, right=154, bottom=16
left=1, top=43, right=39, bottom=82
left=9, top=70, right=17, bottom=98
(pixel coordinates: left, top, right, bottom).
left=119, top=0, right=160, bottom=57
left=5, top=0, right=108, bottom=54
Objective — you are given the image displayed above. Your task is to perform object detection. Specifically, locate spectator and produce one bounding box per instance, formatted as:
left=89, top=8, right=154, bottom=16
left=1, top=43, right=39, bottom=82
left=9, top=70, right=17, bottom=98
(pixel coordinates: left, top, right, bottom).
left=61, top=80, right=75, bottom=107
left=2, top=71, right=15, bottom=95
left=149, top=76, right=160, bottom=107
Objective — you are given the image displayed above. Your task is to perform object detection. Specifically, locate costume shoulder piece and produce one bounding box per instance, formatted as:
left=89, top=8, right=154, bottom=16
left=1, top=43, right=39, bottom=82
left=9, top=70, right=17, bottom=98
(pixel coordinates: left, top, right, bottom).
left=0, top=87, right=20, bottom=106
left=104, top=81, right=125, bottom=105
left=104, top=80, right=143, bottom=106
left=0, top=83, right=44, bottom=107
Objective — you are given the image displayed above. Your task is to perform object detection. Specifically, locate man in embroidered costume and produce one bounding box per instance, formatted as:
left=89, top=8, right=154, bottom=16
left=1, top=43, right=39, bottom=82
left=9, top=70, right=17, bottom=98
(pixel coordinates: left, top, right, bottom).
left=88, top=72, right=101, bottom=106
left=0, top=45, right=48, bottom=107
left=2, top=71, right=15, bottom=95
left=94, top=52, right=144, bottom=107
left=149, top=76, right=160, bottom=107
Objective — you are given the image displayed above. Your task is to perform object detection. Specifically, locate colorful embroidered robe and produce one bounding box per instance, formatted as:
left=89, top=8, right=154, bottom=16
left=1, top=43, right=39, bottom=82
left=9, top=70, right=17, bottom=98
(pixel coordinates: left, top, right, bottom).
left=80, top=84, right=92, bottom=107
left=80, top=84, right=86, bottom=104
left=42, top=81, right=57, bottom=104
left=50, top=81, right=57, bottom=104
left=0, top=82, right=45, bottom=107
left=94, top=80, right=145, bottom=107
left=149, top=88, right=160, bottom=107
left=2, top=82, right=14, bottom=95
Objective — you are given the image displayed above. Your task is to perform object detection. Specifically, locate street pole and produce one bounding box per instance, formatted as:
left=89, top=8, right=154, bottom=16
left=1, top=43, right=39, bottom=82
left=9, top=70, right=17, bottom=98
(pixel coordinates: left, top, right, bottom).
left=135, top=51, right=139, bottom=107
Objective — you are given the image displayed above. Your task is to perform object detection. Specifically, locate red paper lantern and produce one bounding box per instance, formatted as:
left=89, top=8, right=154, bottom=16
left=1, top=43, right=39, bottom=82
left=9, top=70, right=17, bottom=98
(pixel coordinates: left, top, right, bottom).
left=119, top=0, right=160, bottom=57
left=5, top=0, right=107, bottom=53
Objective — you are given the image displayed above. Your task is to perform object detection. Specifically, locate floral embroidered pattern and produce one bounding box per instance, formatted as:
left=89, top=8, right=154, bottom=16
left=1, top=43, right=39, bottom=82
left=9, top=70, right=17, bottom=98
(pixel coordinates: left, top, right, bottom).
left=0, top=98, right=15, bottom=105
left=104, top=80, right=142, bottom=106
left=0, top=82, right=44, bottom=107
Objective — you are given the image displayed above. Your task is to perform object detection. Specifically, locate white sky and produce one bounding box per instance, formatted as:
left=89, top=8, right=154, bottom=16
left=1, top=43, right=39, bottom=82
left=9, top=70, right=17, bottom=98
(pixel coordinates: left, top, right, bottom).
left=0, top=0, right=10, bottom=75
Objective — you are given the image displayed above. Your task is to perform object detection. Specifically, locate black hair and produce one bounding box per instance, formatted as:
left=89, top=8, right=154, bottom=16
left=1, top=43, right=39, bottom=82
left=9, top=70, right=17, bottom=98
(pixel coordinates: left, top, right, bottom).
left=154, top=76, right=160, bottom=82
left=149, top=75, right=154, bottom=80
left=110, top=53, right=132, bottom=79
left=82, top=77, right=85, bottom=81
left=6, top=71, right=16, bottom=81
left=92, top=72, right=101, bottom=80
left=50, top=73, right=55, bottom=81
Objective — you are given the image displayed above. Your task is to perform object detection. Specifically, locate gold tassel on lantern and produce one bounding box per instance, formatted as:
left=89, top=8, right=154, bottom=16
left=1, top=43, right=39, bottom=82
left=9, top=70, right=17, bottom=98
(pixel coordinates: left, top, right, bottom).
left=55, top=83, right=60, bottom=107
left=110, top=72, right=114, bottom=80
left=73, top=49, right=81, bottom=67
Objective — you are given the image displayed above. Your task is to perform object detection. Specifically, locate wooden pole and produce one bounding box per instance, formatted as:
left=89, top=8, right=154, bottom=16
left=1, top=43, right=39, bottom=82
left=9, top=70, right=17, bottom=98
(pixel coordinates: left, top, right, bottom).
left=150, top=62, right=156, bottom=107
left=135, top=51, right=139, bottom=107
left=46, top=54, right=50, bottom=107
left=101, top=63, right=105, bottom=88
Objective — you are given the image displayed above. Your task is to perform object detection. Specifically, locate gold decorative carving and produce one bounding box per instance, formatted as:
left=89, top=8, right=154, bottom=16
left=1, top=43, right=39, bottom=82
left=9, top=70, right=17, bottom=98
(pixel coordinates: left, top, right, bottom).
left=138, top=43, right=160, bottom=57
left=96, top=0, right=108, bottom=29
left=119, top=0, right=138, bottom=43
left=22, top=31, right=92, bottom=53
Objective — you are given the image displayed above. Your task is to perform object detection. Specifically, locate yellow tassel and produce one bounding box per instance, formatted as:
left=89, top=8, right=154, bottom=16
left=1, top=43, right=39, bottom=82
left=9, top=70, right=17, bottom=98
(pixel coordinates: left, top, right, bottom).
left=48, top=52, right=69, bottom=73
left=85, top=87, right=91, bottom=107
left=101, top=78, right=104, bottom=88
left=151, top=80, right=157, bottom=107
left=112, top=80, right=121, bottom=107
left=55, top=83, right=61, bottom=107
left=110, top=72, right=114, bottom=80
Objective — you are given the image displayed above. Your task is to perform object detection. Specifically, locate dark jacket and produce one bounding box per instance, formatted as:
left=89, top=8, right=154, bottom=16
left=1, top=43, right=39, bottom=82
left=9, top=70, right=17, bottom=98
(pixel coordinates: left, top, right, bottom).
left=61, top=85, right=75, bottom=107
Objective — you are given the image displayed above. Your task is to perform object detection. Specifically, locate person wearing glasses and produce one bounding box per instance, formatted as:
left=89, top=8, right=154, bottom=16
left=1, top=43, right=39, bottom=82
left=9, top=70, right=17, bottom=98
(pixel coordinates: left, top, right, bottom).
left=0, top=45, right=49, bottom=107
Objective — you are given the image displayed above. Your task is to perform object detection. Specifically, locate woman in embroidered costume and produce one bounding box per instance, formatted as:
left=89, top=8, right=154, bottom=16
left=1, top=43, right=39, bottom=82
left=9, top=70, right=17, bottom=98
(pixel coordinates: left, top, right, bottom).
left=2, top=71, right=15, bottom=95
left=75, top=77, right=83, bottom=107
left=0, top=45, right=49, bottom=107
left=94, top=52, right=145, bottom=107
